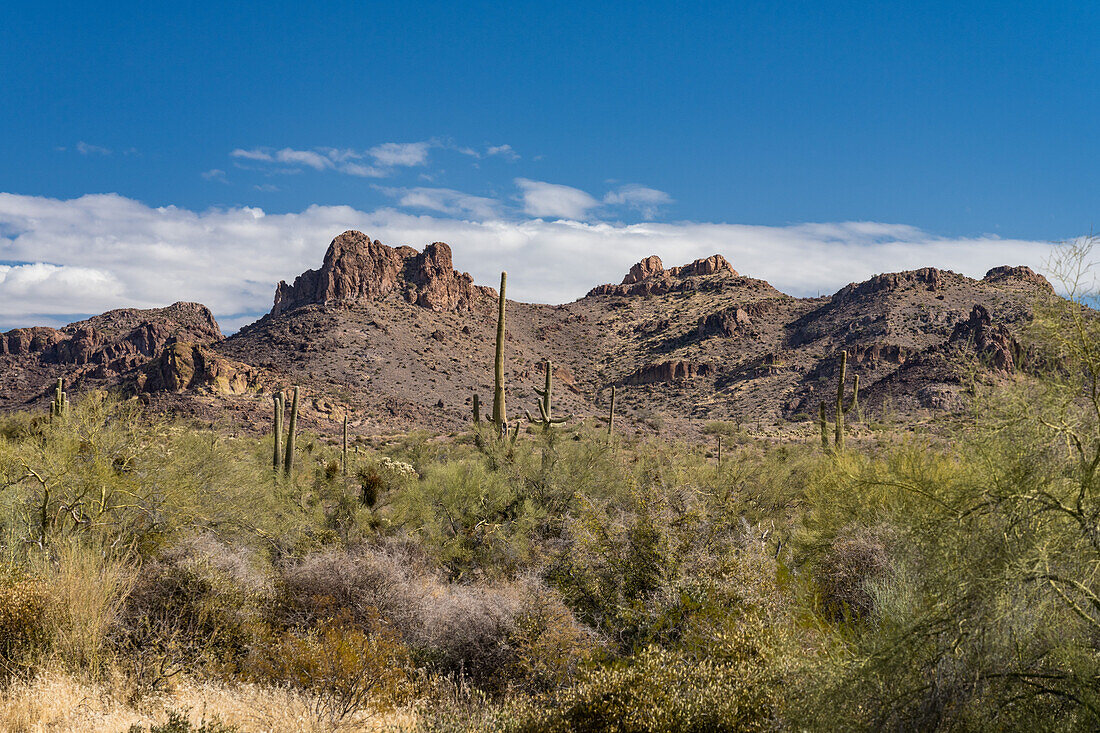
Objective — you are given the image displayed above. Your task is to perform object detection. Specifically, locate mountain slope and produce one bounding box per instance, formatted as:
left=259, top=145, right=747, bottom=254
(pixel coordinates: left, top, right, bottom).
left=0, top=230, right=1061, bottom=436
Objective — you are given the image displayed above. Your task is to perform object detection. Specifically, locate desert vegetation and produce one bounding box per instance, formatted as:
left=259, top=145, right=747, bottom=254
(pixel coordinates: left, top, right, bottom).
left=0, top=248, right=1096, bottom=732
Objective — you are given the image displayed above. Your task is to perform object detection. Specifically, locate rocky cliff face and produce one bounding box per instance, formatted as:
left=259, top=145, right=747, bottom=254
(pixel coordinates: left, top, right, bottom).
left=271, top=231, right=491, bottom=316
left=1, top=302, right=221, bottom=370
left=588, top=254, right=742, bottom=297
left=136, top=341, right=258, bottom=395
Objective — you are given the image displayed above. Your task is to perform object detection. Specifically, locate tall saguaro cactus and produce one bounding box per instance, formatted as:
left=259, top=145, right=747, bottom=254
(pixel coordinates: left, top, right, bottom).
left=492, top=272, right=507, bottom=436
left=284, top=386, right=299, bottom=474
left=819, top=402, right=829, bottom=451
left=820, top=351, right=859, bottom=452
left=607, top=385, right=616, bottom=440
left=50, top=377, right=68, bottom=421
left=272, top=392, right=284, bottom=471
left=834, top=350, right=859, bottom=450
left=526, top=360, right=572, bottom=429
left=342, top=409, right=349, bottom=477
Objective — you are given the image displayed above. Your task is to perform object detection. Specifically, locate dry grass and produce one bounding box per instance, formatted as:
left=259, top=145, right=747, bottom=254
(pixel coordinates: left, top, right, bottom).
left=0, top=667, right=417, bottom=732
left=33, top=541, right=136, bottom=677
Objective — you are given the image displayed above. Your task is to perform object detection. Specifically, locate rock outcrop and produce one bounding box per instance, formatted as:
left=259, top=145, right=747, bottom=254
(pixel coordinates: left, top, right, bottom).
left=697, top=301, right=777, bottom=339
left=137, top=341, right=258, bottom=395
left=623, top=360, right=712, bottom=385
left=0, top=327, right=63, bottom=356
left=983, top=265, right=1055, bottom=292
left=831, top=267, right=944, bottom=305
left=1, top=303, right=222, bottom=372
left=589, top=254, right=738, bottom=297
left=271, top=231, right=490, bottom=316
left=949, top=304, right=1020, bottom=373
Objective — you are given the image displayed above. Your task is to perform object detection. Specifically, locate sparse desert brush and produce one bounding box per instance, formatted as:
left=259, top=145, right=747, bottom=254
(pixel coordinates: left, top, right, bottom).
left=115, top=536, right=269, bottom=683
left=244, top=609, right=411, bottom=728
left=274, top=542, right=427, bottom=633
left=0, top=570, right=52, bottom=676
left=31, top=540, right=135, bottom=678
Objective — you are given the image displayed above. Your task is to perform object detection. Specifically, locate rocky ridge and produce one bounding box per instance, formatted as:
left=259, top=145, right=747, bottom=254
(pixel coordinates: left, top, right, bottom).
left=0, top=230, right=1070, bottom=438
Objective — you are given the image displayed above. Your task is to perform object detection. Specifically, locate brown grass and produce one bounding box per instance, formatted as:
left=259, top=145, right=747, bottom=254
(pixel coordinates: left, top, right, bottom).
left=0, top=667, right=416, bottom=732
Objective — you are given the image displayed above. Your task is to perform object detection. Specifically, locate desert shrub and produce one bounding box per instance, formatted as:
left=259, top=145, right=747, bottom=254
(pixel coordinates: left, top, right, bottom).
left=816, top=522, right=895, bottom=619
left=245, top=610, right=410, bottom=727
left=411, top=577, right=596, bottom=694
left=544, top=644, right=779, bottom=733
left=411, top=581, right=521, bottom=687
left=0, top=572, right=52, bottom=676
left=274, top=542, right=426, bottom=634
left=31, top=540, right=135, bottom=677
left=394, top=460, right=542, bottom=576
left=503, top=579, right=598, bottom=693
left=418, top=626, right=785, bottom=733
left=113, top=535, right=267, bottom=679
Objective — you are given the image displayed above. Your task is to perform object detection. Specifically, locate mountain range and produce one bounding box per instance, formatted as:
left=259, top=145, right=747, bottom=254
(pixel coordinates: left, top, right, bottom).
left=0, top=230, right=1056, bottom=437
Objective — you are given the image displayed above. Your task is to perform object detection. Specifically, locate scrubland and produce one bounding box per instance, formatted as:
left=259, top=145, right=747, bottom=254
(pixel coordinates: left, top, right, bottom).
left=1, top=266, right=1099, bottom=732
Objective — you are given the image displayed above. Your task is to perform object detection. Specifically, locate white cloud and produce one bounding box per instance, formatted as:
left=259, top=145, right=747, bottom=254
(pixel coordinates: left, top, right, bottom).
left=230, top=143, right=432, bottom=176
left=516, top=178, right=600, bottom=219
left=273, top=148, right=331, bottom=170
left=486, top=144, right=519, bottom=160
left=379, top=187, right=501, bottom=219
left=230, top=148, right=273, bottom=162
left=0, top=192, right=1061, bottom=332
left=75, top=141, right=112, bottom=156
left=368, top=142, right=431, bottom=167
left=340, top=162, right=387, bottom=178
left=201, top=169, right=227, bottom=182
left=604, top=184, right=673, bottom=219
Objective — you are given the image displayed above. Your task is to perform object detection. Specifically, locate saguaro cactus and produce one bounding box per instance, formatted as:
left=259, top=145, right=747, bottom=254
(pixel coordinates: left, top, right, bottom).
left=342, top=409, right=349, bottom=477
left=834, top=350, right=859, bottom=450
left=820, top=351, right=859, bottom=452
left=284, top=386, right=299, bottom=474
left=607, top=385, right=616, bottom=440
left=819, top=402, right=829, bottom=450
left=526, top=360, right=572, bottom=429
left=272, top=392, right=284, bottom=471
left=492, top=272, right=507, bottom=436
left=472, top=394, right=481, bottom=424
left=50, top=378, right=68, bottom=420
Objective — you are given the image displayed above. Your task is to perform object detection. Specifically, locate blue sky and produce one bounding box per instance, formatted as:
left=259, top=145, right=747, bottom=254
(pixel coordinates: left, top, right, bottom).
left=0, top=1, right=1095, bottom=329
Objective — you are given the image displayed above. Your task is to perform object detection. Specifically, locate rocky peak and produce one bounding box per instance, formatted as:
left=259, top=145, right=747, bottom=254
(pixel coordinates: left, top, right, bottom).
left=669, top=254, right=737, bottom=278
left=590, top=253, right=738, bottom=297
left=271, top=231, right=489, bottom=316
left=623, top=255, right=665, bottom=284
left=983, top=265, right=1054, bottom=292
left=1, top=303, right=222, bottom=371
